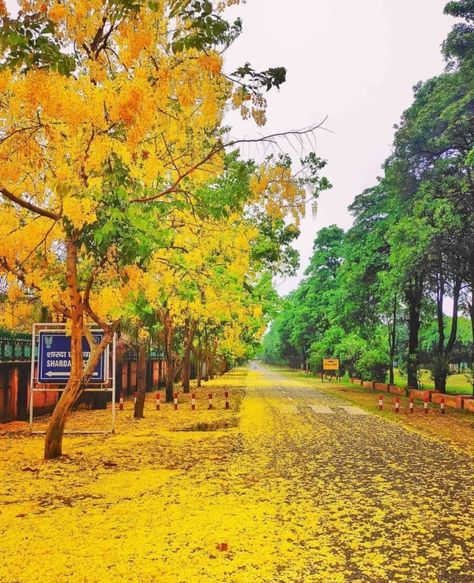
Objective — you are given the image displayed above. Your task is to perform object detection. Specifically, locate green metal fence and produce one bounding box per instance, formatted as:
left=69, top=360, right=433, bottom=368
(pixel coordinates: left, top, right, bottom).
left=124, top=347, right=164, bottom=361
left=0, top=332, right=164, bottom=363
left=0, top=335, right=32, bottom=362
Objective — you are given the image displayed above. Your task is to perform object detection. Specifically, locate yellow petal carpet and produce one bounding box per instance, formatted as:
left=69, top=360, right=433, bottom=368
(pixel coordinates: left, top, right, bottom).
left=0, top=367, right=473, bottom=582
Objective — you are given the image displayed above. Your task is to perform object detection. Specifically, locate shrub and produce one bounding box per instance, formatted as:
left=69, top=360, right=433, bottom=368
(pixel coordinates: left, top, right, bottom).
left=335, top=333, right=367, bottom=377
left=355, top=349, right=389, bottom=382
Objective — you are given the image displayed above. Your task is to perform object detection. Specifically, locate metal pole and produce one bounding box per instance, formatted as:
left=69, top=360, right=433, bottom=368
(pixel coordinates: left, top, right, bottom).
left=29, top=325, right=36, bottom=432
left=111, top=332, right=116, bottom=433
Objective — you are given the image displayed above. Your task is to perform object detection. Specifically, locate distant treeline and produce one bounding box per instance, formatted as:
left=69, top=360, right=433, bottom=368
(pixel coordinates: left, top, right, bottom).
left=261, top=1, right=474, bottom=393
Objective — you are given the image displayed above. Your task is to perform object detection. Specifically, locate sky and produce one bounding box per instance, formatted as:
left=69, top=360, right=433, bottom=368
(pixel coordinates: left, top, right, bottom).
left=222, top=0, right=455, bottom=294
left=4, top=0, right=455, bottom=295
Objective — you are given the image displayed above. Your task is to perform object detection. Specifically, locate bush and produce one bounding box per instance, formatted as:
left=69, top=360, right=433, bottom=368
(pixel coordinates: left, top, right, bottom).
left=308, top=348, right=324, bottom=373
left=355, top=349, right=389, bottom=382
left=335, top=333, right=367, bottom=377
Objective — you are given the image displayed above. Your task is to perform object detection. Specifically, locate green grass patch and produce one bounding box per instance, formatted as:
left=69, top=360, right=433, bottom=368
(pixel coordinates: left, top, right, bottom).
left=393, top=369, right=473, bottom=395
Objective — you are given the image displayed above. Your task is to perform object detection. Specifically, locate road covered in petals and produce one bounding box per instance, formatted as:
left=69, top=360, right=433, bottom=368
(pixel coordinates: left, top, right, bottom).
left=0, top=366, right=473, bottom=582
left=239, top=365, right=474, bottom=582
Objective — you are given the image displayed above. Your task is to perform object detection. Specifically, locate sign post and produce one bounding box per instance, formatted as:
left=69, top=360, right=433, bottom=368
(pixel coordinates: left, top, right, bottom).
left=38, top=331, right=107, bottom=384
left=29, top=323, right=116, bottom=435
left=322, top=358, right=340, bottom=382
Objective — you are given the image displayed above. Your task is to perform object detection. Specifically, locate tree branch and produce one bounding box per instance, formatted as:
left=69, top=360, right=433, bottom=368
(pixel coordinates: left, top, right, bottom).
left=0, top=187, right=60, bottom=221
left=82, top=272, right=113, bottom=334
left=131, top=144, right=221, bottom=203
left=131, top=120, right=328, bottom=204
left=52, top=301, right=71, bottom=319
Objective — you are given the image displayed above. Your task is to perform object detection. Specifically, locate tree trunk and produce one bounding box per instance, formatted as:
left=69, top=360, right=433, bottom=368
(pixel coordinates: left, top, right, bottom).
left=406, top=275, right=423, bottom=389
left=203, top=340, right=210, bottom=382
left=465, top=248, right=474, bottom=396
left=44, top=239, right=113, bottom=459
left=182, top=350, right=191, bottom=393
left=134, top=339, right=148, bottom=418
left=434, top=369, right=447, bottom=393
left=194, top=343, right=202, bottom=387
left=433, top=277, right=461, bottom=394
left=208, top=337, right=218, bottom=380
left=44, top=240, right=84, bottom=459
left=444, top=278, right=462, bottom=389
left=165, top=366, right=174, bottom=402
left=220, top=358, right=227, bottom=375
left=388, top=296, right=397, bottom=385
left=163, top=313, right=176, bottom=402
left=115, top=334, right=124, bottom=399
left=196, top=359, right=202, bottom=387
left=181, top=320, right=196, bottom=393
left=470, top=287, right=474, bottom=396
left=434, top=273, right=447, bottom=393
left=209, top=359, right=215, bottom=380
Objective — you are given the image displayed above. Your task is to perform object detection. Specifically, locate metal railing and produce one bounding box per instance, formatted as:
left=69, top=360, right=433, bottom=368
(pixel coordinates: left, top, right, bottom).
left=0, top=335, right=32, bottom=362
left=123, top=347, right=164, bottom=361
left=0, top=334, right=164, bottom=363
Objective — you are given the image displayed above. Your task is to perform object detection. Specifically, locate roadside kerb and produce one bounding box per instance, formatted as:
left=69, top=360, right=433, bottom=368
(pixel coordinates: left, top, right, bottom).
left=431, top=393, right=474, bottom=409
left=114, top=390, right=231, bottom=411
left=409, top=389, right=439, bottom=402
left=389, top=385, right=406, bottom=396
left=288, top=368, right=473, bottom=415
left=463, top=398, right=474, bottom=413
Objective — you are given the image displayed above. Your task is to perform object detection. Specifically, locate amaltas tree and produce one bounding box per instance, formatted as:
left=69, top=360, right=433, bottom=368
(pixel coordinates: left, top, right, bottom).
left=0, top=1, right=325, bottom=458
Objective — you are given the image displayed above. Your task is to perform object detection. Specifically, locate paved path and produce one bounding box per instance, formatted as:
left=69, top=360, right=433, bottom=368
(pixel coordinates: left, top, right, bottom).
left=1, top=366, right=473, bottom=582
left=236, top=365, right=474, bottom=582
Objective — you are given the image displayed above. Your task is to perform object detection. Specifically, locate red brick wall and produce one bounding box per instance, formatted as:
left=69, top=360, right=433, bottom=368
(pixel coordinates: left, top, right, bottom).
left=152, top=361, right=159, bottom=386
left=130, top=361, right=137, bottom=389
left=464, top=399, right=474, bottom=413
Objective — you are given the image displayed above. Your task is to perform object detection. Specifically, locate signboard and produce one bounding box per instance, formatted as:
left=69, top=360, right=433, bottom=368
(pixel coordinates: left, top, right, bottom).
left=323, top=358, right=340, bottom=372
left=38, top=332, right=106, bottom=384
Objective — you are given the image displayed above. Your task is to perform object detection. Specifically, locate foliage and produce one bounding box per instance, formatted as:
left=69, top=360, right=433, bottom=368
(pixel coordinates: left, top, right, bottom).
left=443, top=0, right=474, bottom=65
left=355, top=348, right=389, bottom=383
left=0, top=0, right=331, bottom=456
left=261, top=0, right=473, bottom=389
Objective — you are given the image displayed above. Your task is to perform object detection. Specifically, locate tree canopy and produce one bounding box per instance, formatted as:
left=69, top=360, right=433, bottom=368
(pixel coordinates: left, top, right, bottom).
left=261, top=0, right=474, bottom=392
left=0, top=0, right=329, bottom=458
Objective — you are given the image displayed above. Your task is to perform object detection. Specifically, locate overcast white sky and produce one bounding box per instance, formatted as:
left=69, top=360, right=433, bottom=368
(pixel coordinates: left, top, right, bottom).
left=223, top=0, right=454, bottom=294
left=5, top=0, right=455, bottom=295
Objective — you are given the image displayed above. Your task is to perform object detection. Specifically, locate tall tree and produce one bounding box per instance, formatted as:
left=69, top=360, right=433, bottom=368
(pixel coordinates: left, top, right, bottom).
left=0, top=0, right=300, bottom=458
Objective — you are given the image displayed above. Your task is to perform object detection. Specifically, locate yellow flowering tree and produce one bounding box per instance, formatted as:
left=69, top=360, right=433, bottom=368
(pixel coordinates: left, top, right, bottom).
left=0, top=1, right=329, bottom=458
left=126, top=151, right=322, bottom=410
left=0, top=0, right=293, bottom=458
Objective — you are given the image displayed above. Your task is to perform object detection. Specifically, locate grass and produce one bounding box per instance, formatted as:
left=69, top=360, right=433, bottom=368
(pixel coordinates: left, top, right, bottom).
left=392, top=368, right=473, bottom=395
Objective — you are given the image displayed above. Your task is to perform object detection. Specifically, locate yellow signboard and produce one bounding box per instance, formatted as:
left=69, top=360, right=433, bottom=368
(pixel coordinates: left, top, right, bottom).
left=323, top=358, right=340, bottom=371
